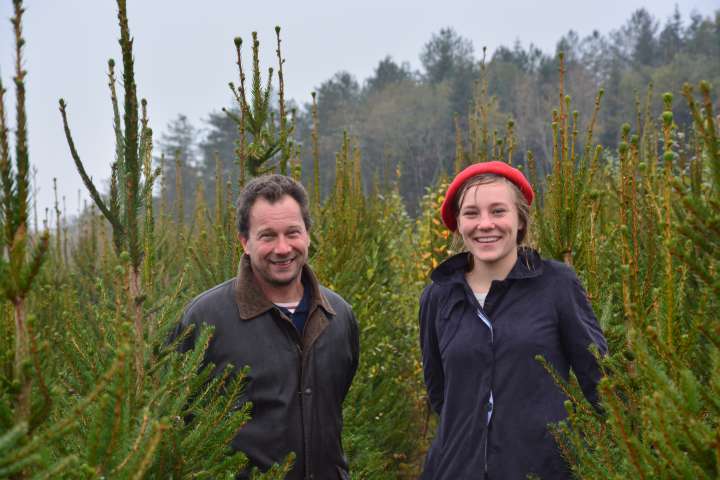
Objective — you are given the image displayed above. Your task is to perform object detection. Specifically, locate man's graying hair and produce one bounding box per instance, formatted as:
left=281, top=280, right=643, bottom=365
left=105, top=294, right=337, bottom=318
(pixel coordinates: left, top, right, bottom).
left=236, top=174, right=312, bottom=238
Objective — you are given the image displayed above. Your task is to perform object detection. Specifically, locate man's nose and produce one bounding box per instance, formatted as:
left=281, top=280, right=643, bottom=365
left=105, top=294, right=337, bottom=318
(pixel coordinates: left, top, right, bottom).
left=274, top=236, right=292, bottom=255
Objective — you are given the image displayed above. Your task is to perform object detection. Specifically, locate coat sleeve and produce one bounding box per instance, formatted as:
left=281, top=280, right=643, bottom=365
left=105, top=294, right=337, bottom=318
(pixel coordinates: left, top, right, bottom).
left=348, top=307, right=360, bottom=393
left=166, top=301, right=203, bottom=353
left=557, top=267, right=608, bottom=408
left=419, top=284, right=445, bottom=415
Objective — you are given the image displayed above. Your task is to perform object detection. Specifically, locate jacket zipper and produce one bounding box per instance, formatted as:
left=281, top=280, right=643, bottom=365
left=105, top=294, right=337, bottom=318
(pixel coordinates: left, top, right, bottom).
left=277, top=308, right=311, bottom=479
left=482, top=308, right=493, bottom=475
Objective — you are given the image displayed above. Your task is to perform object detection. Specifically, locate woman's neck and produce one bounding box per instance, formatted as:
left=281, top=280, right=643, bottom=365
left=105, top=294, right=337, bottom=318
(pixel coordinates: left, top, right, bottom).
left=465, top=248, right=518, bottom=293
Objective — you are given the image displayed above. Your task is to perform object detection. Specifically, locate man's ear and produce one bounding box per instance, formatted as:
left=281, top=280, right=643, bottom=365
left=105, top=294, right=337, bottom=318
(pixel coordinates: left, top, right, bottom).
left=239, top=233, right=248, bottom=251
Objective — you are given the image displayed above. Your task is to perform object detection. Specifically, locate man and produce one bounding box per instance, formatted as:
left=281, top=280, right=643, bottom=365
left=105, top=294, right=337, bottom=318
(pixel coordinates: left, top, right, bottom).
left=174, top=174, right=359, bottom=479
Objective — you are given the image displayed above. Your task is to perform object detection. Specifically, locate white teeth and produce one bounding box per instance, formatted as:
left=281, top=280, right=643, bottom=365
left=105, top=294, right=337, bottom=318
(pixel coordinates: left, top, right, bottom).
left=272, top=258, right=293, bottom=265
left=475, top=237, right=500, bottom=243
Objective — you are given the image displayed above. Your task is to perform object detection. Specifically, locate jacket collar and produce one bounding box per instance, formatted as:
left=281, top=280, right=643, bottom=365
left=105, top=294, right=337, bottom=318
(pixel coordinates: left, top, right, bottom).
left=234, top=254, right=335, bottom=320
left=430, top=247, right=544, bottom=286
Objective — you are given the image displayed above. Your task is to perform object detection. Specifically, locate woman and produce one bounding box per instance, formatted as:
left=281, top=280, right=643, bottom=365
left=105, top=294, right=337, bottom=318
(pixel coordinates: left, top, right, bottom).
left=420, top=161, right=607, bottom=479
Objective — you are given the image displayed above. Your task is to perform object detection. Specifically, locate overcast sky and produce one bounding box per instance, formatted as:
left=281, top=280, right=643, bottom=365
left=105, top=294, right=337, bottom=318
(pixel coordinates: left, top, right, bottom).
left=0, top=0, right=717, bottom=219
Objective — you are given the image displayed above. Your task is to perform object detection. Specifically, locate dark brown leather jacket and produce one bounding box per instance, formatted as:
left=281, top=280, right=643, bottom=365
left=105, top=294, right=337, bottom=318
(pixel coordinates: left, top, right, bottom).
left=174, top=255, right=359, bottom=479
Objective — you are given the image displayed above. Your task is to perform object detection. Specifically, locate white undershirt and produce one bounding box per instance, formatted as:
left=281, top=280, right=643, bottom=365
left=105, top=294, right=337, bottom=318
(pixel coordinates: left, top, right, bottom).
left=274, top=301, right=298, bottom=314
left=474, top=292, right=488, bottom=308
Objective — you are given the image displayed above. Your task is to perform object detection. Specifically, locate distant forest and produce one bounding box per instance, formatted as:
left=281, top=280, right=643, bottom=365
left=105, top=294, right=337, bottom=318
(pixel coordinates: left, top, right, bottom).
left=157, top=7, right=720, bottom=214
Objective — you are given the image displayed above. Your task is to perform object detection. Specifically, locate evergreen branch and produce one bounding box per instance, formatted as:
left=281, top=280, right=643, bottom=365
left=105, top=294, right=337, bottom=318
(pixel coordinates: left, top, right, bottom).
left=681, top=84, right=707, bottom=141
left=117, top=0, right=142, bottom=269
left=113, top=408, right=150, bottom=474
left=250, top=32, right=263, bottom=120
left=600, top=382, right=648, bottom=479
left=141, top=166, right=162, bottom=207
left=0, top=421, right=27, bottom=459
left=258, top=143, right=282, bottom=164
left=58, top=99, right=122, bottom=233
left=12, top=0, right=29, bottom=232
left=0, top=76, right=14, bottom=248
left=228, top=81, right=243, bottom=107
left=7, top=350, right=125, bottom=463
left=275, top=26, right=288, bottom=174
left=0, top=452, right=42, bottom=477
left=18, top=229, right=48, bottom=294
left=260, top=66, right=273, bottom=129
left=109, top=161, right=123, bottom=252
left=28, top=308, right=52, bottom=431
left=108, top=58, right=126, bottom=207
left=699, top=81, right=719, bottom=191
left=582, top=89, right=604, bottom=165
left=31, top=455, right=79, bottom=480
left=311, top=92, right=320, bottom=211
left=233, top=36, right=248, bottom=116
left=222, top=107, right=242, bottom=125
left=130, top=421, right=166, bottom=480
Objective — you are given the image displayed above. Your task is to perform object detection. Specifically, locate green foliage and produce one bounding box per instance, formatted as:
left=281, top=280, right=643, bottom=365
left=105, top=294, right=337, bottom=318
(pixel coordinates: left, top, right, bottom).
left=225, top=28, right=297, bottom=186
left=59, top=2, right=159, bottom=269
left=311, top=138, right=427, bottom=478
left=530, top=53, right=604, bottom=271
left=0, top=0, right=50, bottom=428
left=534, top=83, right=720, bottom=479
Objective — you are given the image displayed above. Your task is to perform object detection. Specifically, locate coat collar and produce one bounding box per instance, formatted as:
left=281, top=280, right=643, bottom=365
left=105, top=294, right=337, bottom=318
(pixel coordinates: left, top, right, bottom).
left=430, top=247, right=544, bottom=286
left=234, top=254, right=335, bottom=321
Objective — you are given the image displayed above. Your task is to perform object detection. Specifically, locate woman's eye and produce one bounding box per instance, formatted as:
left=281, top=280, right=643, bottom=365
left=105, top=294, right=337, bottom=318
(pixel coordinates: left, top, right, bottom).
left=492, top=208, right=507, bottom=215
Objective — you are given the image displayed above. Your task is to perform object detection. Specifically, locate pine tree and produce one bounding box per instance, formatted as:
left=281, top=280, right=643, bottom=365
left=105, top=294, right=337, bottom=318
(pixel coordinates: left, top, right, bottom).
left=0, top=0, right=50, bottom=427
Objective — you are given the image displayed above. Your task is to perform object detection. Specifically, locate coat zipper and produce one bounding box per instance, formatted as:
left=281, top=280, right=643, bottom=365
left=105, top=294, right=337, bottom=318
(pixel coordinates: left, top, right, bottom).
left=277, top=308, right=312, bottom=479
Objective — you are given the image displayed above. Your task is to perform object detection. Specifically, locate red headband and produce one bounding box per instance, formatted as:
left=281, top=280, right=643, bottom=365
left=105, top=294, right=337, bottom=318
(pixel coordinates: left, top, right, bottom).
left=440, top=161, right=534, bottom=232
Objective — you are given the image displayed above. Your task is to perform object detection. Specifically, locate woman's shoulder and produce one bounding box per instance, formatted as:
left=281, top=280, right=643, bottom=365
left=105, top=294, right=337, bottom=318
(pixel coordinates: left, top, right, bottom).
left=540, top=257, right=576, bottom=276
left=514, top=248, right=582, bottom=289
left=420, top=275, right=466, bottom=312
left=531, top=255, right=586, bottom=294
left=421, top=280, right=450, bottom=303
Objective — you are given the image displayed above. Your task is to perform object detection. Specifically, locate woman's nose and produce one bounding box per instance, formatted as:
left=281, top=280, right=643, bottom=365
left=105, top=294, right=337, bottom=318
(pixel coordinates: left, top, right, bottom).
left=477, top=213, right=494, bottom=229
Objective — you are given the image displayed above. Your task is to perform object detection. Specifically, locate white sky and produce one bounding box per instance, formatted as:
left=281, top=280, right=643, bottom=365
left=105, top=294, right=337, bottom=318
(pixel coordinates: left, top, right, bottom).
left=0, top=0, right=717, bottom=219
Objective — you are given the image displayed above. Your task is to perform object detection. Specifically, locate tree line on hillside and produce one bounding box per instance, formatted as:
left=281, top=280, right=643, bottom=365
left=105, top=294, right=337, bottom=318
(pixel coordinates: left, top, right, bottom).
left=158, top=7, right=719, bottom=216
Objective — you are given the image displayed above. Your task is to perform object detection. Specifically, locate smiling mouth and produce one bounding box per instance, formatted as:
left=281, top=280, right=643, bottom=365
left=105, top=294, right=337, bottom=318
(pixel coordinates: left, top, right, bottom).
left=270, top=257, right=295, bottom=267
left=473, top=236, right=501, bottom=244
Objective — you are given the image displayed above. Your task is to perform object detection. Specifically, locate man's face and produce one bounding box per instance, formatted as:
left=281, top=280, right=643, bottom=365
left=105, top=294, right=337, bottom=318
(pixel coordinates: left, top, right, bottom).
left=240, top=195, right=310, bottom=291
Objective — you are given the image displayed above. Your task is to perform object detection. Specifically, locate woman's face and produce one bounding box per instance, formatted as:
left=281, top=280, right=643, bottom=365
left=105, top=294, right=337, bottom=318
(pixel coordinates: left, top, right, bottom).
left=457, top=181, right=521, bottom=268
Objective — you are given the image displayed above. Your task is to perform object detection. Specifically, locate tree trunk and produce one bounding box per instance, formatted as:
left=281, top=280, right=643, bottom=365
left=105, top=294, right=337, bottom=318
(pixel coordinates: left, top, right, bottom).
left=13, top=297, right=31, bottom=423
left=128, top=267, right=144, bottom=393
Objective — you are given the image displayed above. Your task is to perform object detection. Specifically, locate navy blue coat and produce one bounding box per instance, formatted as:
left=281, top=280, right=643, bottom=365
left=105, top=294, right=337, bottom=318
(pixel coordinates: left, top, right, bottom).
left=419, top=249, right=607, bottom=480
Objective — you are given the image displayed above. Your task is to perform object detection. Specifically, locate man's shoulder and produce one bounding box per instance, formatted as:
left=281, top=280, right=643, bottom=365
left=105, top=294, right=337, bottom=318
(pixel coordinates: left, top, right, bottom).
left=318, top=285, right=353, bottom=317
left=182, top=278, right=237, bottom=323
